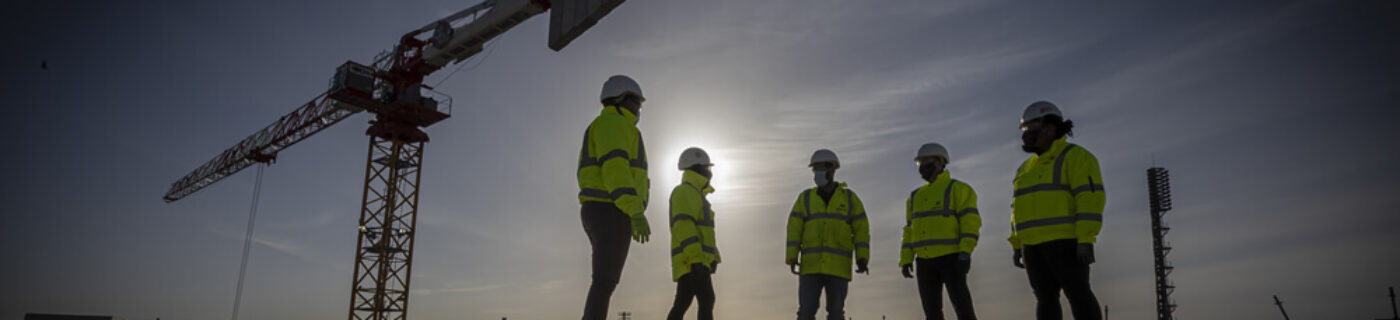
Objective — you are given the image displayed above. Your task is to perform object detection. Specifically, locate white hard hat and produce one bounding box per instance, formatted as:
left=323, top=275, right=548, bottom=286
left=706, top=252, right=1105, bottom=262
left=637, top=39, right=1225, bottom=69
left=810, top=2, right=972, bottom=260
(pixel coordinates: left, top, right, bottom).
left=601, top=75, right=645, bottom=103
left=915, top=143, right=949, bottom=163
left=1020, top=101, right=1063, bottom=127
left=677, top=147, right=713, bottom=170
left=809, top=149, right=840, bottom=169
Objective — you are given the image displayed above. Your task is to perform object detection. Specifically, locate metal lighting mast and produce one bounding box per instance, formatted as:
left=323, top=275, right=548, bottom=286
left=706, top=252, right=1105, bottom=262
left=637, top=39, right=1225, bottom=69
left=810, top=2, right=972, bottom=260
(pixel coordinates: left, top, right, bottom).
left=1147, top=167, right=1176, bottom=320
left=1379, top=286, right=1399, bottom=320
left=162, top=1, right=625, bottom=320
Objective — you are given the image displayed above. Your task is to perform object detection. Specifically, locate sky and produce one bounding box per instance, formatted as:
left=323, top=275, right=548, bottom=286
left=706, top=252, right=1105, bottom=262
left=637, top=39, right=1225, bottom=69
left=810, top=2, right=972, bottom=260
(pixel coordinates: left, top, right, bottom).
left=2, top=0, right=1398, bottom=319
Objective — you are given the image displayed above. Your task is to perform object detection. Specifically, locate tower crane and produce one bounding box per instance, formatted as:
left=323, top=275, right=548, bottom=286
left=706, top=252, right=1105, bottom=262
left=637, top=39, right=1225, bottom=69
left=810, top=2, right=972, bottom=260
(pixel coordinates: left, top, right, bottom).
left=162, top=1, right=625, bottom=319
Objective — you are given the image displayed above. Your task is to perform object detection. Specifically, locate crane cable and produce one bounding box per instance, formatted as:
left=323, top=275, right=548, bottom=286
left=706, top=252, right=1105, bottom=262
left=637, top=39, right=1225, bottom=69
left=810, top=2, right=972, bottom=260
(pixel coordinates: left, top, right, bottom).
left=231, top=164, right=266, bottom=320
left=431, top=35, right=504, bottom=88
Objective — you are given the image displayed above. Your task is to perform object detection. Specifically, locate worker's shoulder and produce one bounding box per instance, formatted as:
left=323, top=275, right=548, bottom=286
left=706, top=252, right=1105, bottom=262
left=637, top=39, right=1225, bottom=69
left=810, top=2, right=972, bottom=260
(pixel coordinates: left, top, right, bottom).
left=950, top=179, right=977, bottom=193
left=670, top=184, right=701, bottom=199
left=842, top=187, right=865, bottom=203
left=1016, top=155, right=1037, bottom=171
left=795, top=188, right=814, bottom=199
left=908, top=185, right=925, bottom=199
left=589, top=111, right=632, bottom=127
left=586, top=114, right=636, bottom=142
left=1065, top=142, right=1099, bottom=162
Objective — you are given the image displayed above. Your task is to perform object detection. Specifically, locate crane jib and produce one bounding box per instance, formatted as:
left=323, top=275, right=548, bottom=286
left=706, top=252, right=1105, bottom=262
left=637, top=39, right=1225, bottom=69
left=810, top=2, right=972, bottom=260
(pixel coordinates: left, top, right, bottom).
left=162, top=90, right=363, bottom=202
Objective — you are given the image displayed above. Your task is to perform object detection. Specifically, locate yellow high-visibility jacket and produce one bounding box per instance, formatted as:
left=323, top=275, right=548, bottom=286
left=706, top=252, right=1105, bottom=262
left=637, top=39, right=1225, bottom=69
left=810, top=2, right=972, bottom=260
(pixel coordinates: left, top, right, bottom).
left=576, top=106, right=650, bottom=217
left=785, top=183, right=870, bottom=280
left=1009, top=136, right=1106, bottom=249
left=899, top=170, right=981, bottom=267
left=670, top=170, right=718, bottom=281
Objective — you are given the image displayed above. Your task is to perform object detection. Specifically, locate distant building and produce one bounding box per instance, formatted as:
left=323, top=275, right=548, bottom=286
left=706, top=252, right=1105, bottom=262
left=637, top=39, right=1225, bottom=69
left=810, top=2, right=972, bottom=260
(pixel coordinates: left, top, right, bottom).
left=24, top=314, right=122, bottom=320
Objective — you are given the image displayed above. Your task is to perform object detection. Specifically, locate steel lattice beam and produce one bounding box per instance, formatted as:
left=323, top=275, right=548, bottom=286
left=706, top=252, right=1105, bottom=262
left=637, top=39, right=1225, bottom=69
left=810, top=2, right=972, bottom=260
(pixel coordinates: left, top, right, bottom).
left=349, top=136, right=424, bottom=320
left=163, top=91, right=365, bottom=202
left=1147, top=167, right=1176, bottom=320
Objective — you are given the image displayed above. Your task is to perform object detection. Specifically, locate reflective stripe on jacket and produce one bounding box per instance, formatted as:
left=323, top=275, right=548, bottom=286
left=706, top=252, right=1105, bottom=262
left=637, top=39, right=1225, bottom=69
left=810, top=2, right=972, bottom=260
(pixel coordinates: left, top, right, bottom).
left=899, top=170, right=980, bottom=267
left=670, top=170, right=718, bottom=281
left=785, top=183, right=870, bottom=280
left=1008, top=136, right=1106, bottom=249
left=576, top=106, right=650, bottom=217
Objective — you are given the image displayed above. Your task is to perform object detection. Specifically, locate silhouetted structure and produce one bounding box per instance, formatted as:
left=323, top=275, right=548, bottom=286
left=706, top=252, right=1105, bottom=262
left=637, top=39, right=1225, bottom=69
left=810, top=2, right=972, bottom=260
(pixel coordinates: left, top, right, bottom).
left=1147, top=167, right=1176, bottom=320
left=1274, top=295, right=1291, bottom=320
left=1380, top=286, right=1399, bottom=320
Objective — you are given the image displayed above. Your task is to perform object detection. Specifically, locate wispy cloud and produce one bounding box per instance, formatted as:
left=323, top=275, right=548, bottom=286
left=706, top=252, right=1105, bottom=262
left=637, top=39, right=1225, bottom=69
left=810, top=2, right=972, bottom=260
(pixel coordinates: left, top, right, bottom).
left=412, top=283, right=510, bottom=295
left=210, top=226, right=343, bottom=269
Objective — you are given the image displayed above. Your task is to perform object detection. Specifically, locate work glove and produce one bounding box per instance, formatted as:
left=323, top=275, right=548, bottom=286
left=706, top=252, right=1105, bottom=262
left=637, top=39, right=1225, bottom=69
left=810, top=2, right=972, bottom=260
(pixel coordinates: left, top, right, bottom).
left=629, top=214, right=650, bottom=243
left=787, top=258, right=800, bottom=275
left=957, top=253, right=972, bottom=275
left=1077, top=243, right=1095, bottom=265
left=711, top=261, right=720, bottom=274
left=855, top=258, right=870, bottom=274
left=900, top=264, right=914, bottom=279
left=1012, top=249, right=1025, bottom=269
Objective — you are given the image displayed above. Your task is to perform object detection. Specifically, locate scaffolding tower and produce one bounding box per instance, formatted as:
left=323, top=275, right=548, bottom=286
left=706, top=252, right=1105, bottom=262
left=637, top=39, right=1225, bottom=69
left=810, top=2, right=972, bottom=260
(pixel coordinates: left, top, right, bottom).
left=1147, top=167, right=1177, bottom=320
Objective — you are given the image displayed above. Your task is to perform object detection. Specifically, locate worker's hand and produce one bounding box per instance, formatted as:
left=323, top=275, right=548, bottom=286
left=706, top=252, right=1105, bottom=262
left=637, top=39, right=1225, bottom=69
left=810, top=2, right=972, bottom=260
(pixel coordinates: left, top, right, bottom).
left=1012, top=249, right=1025, bottom=269
left=787, top=259, right=800, bottom=275
left=1077, top=243, right=1095, bottom=265
left=855, top=258, right=870, bottom=275
left=957, top=253, right=972, bottom=275
left=711, top=261, right=720, bottom=274
left=629, top=214, right=650, bottom=243
left=901, top=264, right=914, bottom=279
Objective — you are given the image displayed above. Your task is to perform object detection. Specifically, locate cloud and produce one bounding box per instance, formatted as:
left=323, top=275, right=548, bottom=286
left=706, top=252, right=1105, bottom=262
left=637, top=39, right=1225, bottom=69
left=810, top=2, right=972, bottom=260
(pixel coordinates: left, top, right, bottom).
left=412, top=283, right=511, bottom=296
left=211, top=226, right=342, bottom=269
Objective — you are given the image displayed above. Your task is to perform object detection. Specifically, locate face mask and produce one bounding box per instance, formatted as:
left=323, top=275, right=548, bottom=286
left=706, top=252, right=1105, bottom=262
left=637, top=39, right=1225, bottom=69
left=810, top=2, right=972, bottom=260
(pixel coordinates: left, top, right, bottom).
left=813, top=170, right=830, bottom=187
left=696, top=167, right=712, bottom=178
left=1021, top=128, right=1042, bottom=153
left=919, top=162, right=942, bottom=181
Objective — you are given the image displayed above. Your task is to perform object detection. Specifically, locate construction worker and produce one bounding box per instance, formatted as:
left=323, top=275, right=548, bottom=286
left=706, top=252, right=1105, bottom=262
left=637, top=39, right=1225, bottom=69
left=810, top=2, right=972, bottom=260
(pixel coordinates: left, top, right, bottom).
left=666, top=147, right=720, bottom=320
left=900, top=143, right=981, bottom=320
left=576, top=75, right=652, bottom=320
left=1009, top=101, right=1106, bottom=320
left=786, top=149, right=871, bottom=320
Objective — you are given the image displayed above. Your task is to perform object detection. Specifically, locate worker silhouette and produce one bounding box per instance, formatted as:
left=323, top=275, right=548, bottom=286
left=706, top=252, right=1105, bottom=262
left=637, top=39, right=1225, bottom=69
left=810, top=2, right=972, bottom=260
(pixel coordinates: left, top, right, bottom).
left=1009, top=101, right=1106, bottom=320
left=666, top=147, right=720, bottom=320
left=576, top=75, right=652, bottom=320
left=786, top=149, right=871, bottom=320
left=900, top=143, right=981, bottom=320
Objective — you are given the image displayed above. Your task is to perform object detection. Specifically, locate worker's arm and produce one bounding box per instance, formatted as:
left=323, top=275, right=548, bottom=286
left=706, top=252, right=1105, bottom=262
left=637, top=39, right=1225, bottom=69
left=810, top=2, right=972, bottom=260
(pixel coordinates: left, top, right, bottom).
left=956, top=182, right=982, bottom=254
left=1008, top=160, right=1029, bottom=250
left=850, top=191, right=871, bottom=261
left=594, top=119, right=646, bottom=217
left=670, top=189, right=703, bottom=262
left=785, top=191, right=807, bottom=262
left=899, top=190, right=915, bottom=267
left=1069, top=148, right=1106, bottom=244
left=694, top=198, right=716, bottom=264
left=700, top=202, right=719, bottom=263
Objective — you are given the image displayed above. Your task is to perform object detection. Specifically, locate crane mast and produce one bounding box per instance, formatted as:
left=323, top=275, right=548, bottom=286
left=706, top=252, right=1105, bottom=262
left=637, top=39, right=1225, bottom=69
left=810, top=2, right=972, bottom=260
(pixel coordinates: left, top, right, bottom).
left=162, top=0, right=625, bottom=319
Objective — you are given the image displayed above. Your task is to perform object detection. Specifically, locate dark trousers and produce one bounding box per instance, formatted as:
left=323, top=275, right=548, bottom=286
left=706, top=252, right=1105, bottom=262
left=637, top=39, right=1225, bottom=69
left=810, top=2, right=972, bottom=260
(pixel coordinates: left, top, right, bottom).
left=1024, top=239, right=1101, bottom=320
left=916, top=254, right=978, bottom=320
left=580, top=201, right=632, bottom=320
left=667, top=264, right=715, bottom=320
left=797, top=274, right=849, bottom=320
